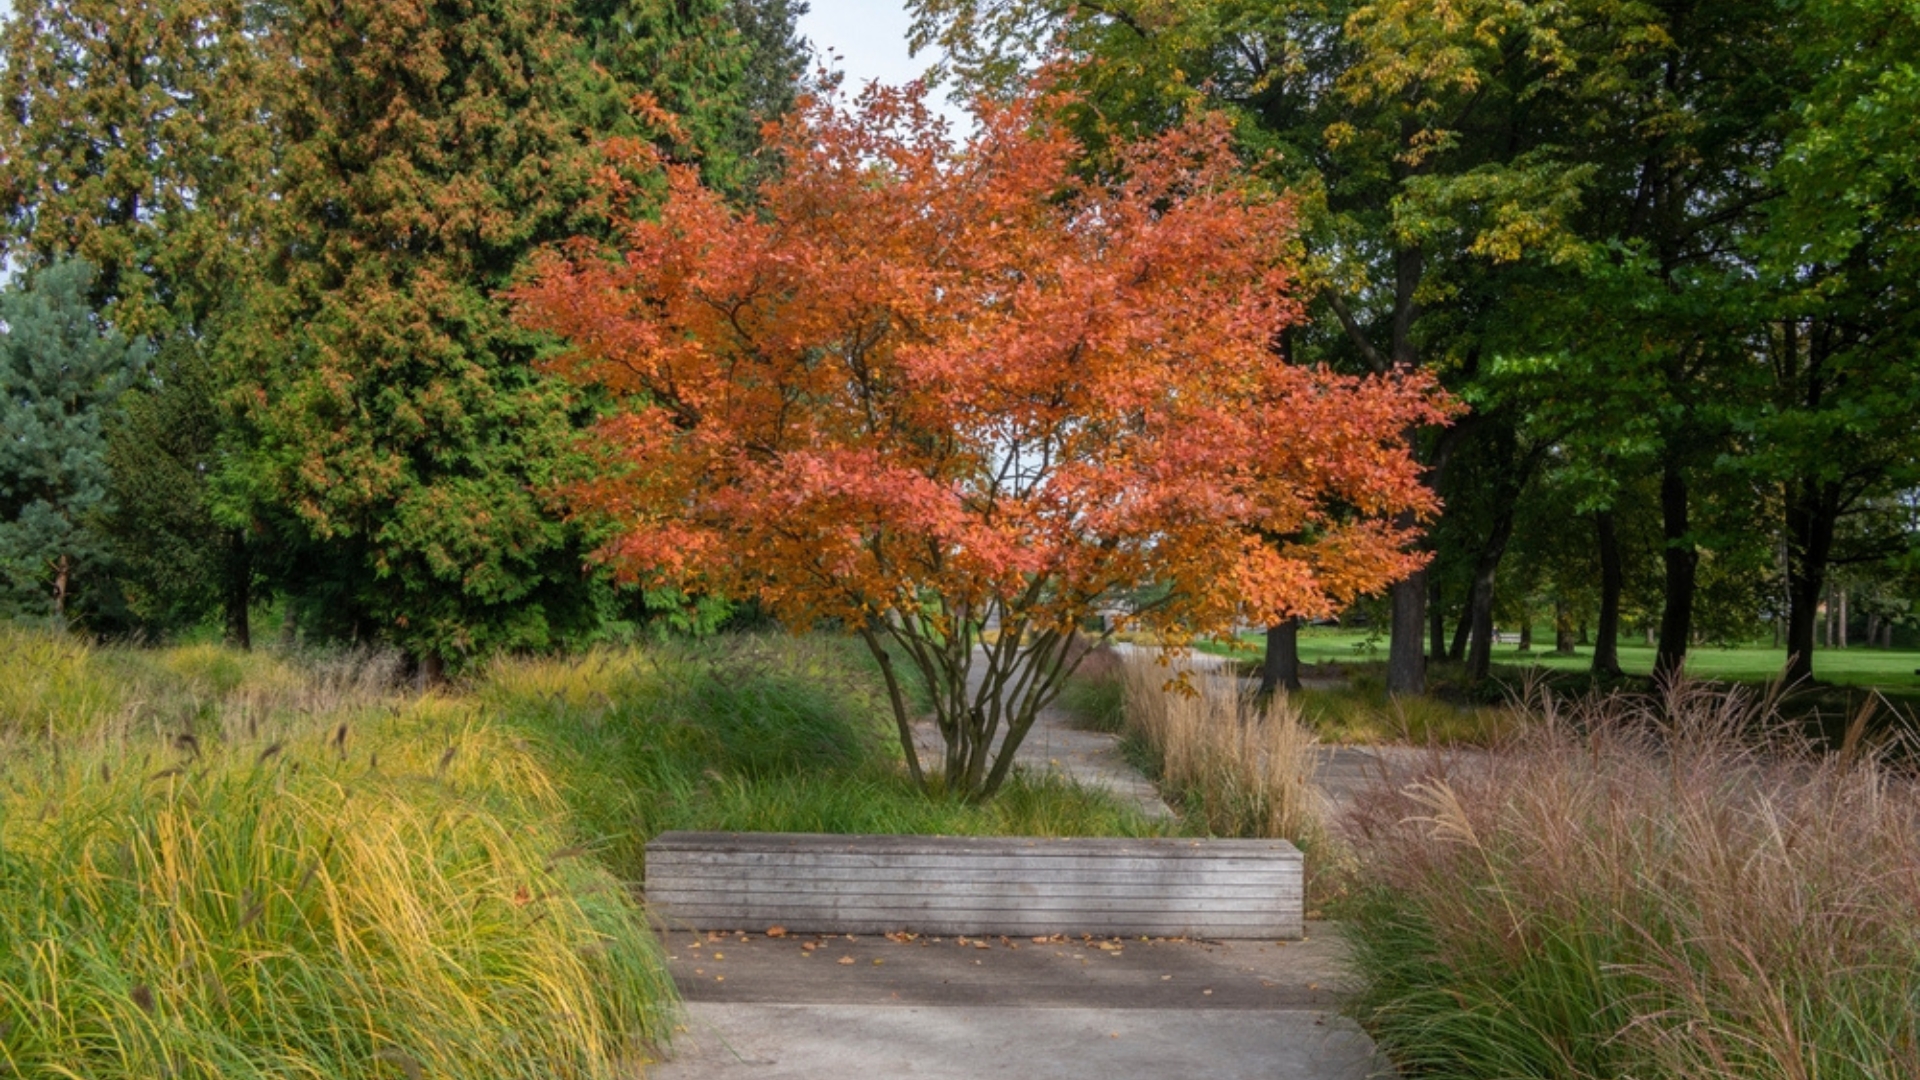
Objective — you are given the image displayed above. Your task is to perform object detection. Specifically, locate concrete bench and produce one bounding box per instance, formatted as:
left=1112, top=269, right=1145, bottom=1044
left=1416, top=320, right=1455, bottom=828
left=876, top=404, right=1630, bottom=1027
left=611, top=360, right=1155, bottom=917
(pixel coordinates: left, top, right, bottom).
left=644, top=831, right=1303, bottom=939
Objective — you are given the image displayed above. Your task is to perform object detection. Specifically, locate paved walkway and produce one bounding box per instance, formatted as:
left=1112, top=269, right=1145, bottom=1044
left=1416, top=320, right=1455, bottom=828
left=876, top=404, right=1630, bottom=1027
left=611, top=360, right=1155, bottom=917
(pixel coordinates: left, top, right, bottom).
left=644, top=645, right=1396, bottom=1079
left=645, top=926, right=1387, bottom=1078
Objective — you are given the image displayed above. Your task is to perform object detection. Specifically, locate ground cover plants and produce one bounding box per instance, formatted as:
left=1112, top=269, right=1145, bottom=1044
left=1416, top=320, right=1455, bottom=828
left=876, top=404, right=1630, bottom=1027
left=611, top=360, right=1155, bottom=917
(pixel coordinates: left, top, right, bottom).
left=0, top=625, right=1162, bottom=1078
left=1343, top=681, right=1920, bottom=1080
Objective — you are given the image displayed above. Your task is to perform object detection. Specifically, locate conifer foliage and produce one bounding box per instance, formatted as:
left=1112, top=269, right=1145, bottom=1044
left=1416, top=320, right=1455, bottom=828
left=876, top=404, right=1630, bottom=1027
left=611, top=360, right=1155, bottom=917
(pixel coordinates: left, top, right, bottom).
left=240, top=0, right=613, bottom=667
left=515, top=84, right=1450, bottom=797
left=0, top=260, right=150, bottom=625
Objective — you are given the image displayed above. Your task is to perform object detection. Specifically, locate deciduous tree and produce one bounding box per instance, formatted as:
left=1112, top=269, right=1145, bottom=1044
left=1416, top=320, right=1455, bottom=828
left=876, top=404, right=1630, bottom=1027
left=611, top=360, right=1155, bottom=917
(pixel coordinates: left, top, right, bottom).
left=515, top=83, right=1448, bottom=798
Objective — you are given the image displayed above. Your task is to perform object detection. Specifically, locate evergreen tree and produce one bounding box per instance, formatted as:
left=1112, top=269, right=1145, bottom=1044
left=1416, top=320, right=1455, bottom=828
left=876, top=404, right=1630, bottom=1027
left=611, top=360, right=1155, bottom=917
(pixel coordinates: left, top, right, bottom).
left=0, top=0, right=275, bottom=337
left=572, top=0, right=809, bottom=194
left=0, top=259, right=151, bottom=627
left=245, top=0, right=610, bottom=669
left=1, top=0, right=280, bottom=643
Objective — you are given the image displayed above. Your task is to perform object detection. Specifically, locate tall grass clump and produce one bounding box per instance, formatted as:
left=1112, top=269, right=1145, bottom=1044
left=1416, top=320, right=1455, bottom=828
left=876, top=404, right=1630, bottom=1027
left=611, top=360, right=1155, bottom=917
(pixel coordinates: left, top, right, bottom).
left=0, top=628, right=671, bottom=1080
left=1114, top=652, right=1325, bottom=847
left=1346, top=679, right=1920, bottom=1080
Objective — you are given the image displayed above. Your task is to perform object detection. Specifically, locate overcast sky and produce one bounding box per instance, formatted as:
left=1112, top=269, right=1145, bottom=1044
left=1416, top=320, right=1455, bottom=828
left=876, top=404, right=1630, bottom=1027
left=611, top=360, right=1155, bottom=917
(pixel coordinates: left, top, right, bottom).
left=795, top=0, right=970, bottom=127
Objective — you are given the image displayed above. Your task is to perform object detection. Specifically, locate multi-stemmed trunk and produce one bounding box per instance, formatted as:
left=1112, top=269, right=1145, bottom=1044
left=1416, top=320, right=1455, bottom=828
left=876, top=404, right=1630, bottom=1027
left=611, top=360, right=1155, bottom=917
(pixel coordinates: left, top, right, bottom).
left=861, top=607, right=1087, bottom=801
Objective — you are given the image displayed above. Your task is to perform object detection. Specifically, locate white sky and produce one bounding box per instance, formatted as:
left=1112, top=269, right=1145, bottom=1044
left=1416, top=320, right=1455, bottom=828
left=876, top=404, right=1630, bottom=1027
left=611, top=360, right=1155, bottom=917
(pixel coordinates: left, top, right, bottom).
left=795, top=0, right=970, bottom=127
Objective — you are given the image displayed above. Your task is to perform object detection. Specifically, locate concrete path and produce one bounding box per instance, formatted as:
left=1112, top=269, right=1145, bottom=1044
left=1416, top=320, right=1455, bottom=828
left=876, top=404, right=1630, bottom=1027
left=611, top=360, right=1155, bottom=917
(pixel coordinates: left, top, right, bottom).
left=645, top=925, right=1390, bottom=1078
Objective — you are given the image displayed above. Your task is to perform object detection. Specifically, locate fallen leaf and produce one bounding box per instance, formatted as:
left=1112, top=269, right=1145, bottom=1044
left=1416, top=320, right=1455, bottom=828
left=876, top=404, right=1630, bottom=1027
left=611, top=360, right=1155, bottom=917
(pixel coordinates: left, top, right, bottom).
left=1031, top=937, right=1049, bottom=944
left=715, top=975, right=725, bottom=982
left=801, top=942, right=818, bottom=952
left=837, top=956, right=855, bottom=965
left=972, top=941, right=989, bottom=950
left=1161, top=975, right=1172, bottom=981
left=1203, top=989, right=1214, bottom=996
left=766, top=926, right=788, bottom=938
left=871, top=959, right=884, bottom=966
left=711, top=952, right=724, bottom=960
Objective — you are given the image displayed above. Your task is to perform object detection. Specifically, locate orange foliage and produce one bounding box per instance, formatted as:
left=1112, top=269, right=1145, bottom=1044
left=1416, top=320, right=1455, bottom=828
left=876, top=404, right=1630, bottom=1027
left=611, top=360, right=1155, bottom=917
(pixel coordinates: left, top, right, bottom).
left=513, top=81, right=1450, bottom=645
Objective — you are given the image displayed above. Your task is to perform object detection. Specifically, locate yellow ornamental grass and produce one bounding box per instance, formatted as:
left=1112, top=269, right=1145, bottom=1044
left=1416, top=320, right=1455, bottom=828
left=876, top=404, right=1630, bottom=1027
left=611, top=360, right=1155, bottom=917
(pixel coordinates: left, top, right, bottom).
left=0, top=690, right=672, bottom=1080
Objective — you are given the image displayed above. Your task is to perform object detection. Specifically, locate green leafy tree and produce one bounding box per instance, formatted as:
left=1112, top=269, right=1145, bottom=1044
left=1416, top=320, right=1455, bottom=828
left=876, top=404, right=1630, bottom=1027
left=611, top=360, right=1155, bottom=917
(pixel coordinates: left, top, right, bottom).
left=572, top=0, right=809, bottom=195
left=0, top=259, right=151, bottom=627
left=1740, top=0, right=1920, bottom=684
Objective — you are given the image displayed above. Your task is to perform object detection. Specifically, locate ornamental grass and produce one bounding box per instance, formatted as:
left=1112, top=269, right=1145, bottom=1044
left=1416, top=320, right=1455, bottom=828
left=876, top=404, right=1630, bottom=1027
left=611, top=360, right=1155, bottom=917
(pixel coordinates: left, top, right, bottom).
left=1344, top=679, right=1920, bottom=1080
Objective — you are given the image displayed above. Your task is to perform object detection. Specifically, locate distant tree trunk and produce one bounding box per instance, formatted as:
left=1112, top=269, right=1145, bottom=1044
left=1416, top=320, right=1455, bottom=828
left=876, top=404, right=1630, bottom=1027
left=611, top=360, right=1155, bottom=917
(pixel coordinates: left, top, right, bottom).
left=1592, top=510, right=1624, bottom=677
left=1654, top=459, right=1697, bottom=681
left=1837, top=588, right=1849, bottom=648
left=1577, top=621, right=1589, bottom=646
left=1448, top=606, right=1470, bottom=662
left=1554, top=598, right=1577, bottom=654
left=1866, top=613, right=1881, bottom=647
left=1464, top=506, right=1517, bottom=681
left=1429, top=577, right=1447, bottom=661
left=1260, top=618, right=1303, bottom=695
left=51, top=553, right=71, bottom=631
left=224, top=529, right=252, bottom=650
left=1518, top=617, right=1532, bottom=652
left=1881, top=622, right=1895, bottom=648
left=1783, top=478, right=1837, bottom=685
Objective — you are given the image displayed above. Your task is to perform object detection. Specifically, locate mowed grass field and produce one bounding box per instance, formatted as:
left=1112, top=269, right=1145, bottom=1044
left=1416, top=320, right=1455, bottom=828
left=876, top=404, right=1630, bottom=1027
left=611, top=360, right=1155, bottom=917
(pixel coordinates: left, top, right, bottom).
left=1210, top=626, right=1920, bottom=691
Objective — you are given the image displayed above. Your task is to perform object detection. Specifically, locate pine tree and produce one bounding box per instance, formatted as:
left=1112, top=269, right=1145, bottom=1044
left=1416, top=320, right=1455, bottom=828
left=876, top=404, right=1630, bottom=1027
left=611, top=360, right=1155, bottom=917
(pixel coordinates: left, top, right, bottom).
left=0, top=260, right=151, bottom=627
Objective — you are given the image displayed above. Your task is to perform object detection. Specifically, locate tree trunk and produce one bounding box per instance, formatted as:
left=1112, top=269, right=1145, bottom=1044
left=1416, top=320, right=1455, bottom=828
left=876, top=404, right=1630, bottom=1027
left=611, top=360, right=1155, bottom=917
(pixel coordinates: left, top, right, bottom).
left=1448, top=604, right=1470, bottom=662
left=224, top=529, right=252, bottom=650
left=1464, top=506, right=1517, bottom=681
left=1592, top=509, right=1624, bottom=677
left=1260, top=617, right=1303, bottom=695
left=1866, top=613, right=1881, bottom=648
left=1428, top=577, right=1447, bottom=661
left=1837, top=588, right=1848, bottom=648
left=51, top=553, right=71, bottom=631
left=1387, top=568, right=1427, bottom=695
left=1554, top=598, right=1577, bottom=654
left=1654, top=459, right=1697, bottom=681
left=1782, top=480, right=1837, bottom=685
left=1518, top=619, right=1532, bottom=652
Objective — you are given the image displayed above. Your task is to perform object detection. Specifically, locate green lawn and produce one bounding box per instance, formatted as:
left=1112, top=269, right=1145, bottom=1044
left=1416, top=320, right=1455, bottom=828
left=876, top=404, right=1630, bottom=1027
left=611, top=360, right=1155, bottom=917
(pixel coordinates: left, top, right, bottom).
left=1206, top=626, right=1920, bottom=691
